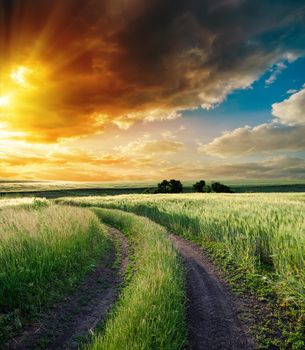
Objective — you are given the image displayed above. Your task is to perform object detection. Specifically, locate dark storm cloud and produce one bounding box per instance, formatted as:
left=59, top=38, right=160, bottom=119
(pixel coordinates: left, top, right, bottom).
left=101, top=0, right=305, bottom=111
left=1, top=0, right=305, bottom=140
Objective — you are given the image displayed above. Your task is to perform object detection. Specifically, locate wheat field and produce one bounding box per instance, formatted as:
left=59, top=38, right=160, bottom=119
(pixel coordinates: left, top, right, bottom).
left=59, top=193, right=305, bottom=308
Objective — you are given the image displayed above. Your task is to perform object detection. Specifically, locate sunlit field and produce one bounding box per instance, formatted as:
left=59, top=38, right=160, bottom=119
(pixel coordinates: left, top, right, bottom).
left=0, top=198, right=186, bottom=349
left=60, top=193, right=305, bottom=303
left=1, top=193, right=305, bottom=348
left=0, top=197, right=47, bottom=208
left=58, top=193, right=305, bottom=347
left=0, top=203, right=108, bottom=343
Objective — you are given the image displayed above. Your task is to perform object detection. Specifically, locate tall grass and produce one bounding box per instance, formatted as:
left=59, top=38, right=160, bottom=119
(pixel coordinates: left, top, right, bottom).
left=86, top=208, right=186, bottom=350
left=0, top=204, right=108, bottom=342
left=0, top=197, right=48, bottom=208
left=59, top=193, right=305, bottom=308
left=59, top=194, right=305, bottom=348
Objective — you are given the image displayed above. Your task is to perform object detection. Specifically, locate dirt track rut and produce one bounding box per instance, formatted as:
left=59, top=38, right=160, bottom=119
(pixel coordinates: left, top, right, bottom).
left=170, top=234, right=255, bottom=350
left=6, top=226, right=128, bottom=350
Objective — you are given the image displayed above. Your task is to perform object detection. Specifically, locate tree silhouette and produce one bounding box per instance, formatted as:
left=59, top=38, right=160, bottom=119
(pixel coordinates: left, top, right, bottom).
left=211, top=182, right=233, bottom=193
left=193, top=180, right=206, bottom=192
left=169, top=179, right=183, bottom=193
left=155, top=179, right=183, bottom=193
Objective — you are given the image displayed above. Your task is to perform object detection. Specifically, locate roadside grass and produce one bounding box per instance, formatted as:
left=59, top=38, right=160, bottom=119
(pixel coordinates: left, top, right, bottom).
left=0, top=204, right=109, bottom=344
left=0, top=197, right=48, bottom=209
left=58, top=193, right=305, bottom=349
left=85, top=208, right=186, bottom=350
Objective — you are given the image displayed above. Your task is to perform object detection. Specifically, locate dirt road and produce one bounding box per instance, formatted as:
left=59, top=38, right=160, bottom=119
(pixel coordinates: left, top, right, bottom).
left=170, top=234, right=255, bottom=350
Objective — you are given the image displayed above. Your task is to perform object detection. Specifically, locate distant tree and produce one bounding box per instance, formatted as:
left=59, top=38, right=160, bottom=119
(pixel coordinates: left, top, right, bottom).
left=211, top=182, right=233, bottom=193
left=193, top=180, right=206, bottom=192
left=169, top=179, right=183, bottom=193
left=205, top=185, right=212, bottom=193
left=155, top=180, right=171, bottom=193
left=155, top=179, right=183, bottom=193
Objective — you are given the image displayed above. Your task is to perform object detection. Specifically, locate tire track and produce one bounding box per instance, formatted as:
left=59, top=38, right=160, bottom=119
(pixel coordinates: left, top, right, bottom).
left=170, top=234, right=255, bottom=350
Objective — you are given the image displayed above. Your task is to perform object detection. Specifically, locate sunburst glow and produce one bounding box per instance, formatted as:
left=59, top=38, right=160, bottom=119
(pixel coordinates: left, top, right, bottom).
left=11, top=66, right=32, bottom=88
left=0, top=95, right=10, bottom=107
left=9, top=64, right=47, bottom=90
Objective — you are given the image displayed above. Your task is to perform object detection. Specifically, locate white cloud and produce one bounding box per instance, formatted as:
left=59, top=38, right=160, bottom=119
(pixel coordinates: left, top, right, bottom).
left=272, top=87, right=305, bottom=125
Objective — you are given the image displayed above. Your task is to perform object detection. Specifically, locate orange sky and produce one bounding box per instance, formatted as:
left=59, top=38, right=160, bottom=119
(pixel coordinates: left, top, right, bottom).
left=1, top=0, right=305, bottom=181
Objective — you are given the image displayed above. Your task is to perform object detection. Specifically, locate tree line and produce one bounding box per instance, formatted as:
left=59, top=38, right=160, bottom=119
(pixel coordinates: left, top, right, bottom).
left=154, top=179, right=233, bottom=193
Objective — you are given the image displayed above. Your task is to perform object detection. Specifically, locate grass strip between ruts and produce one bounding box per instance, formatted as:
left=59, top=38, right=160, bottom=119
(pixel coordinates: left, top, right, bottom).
left=85, top=207, right=186, bottom=350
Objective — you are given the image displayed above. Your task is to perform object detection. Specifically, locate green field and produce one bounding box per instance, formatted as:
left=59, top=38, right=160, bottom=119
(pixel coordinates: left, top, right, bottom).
left=60, top=193, right=305, bottom=305
left=1, top=192, right=305, bottom=349
left=0, top=198, right=186, bottom=349
left=59, top=193, right=305, bottom=348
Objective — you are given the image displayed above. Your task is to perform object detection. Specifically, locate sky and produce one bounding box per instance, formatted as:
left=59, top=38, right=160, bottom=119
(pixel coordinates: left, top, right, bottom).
left=1, top=0, right=305, bottom=182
